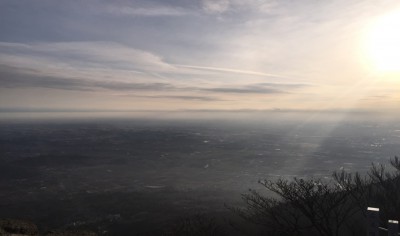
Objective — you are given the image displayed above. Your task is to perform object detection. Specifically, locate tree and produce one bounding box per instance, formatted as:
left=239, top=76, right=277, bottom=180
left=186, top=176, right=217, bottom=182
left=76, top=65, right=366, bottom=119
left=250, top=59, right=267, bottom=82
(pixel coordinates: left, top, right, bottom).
left=232, top=177, right=359, bottom=236
left=334, top=156, right=400, bottom=228
left=232, top=157, right=400, bottom=236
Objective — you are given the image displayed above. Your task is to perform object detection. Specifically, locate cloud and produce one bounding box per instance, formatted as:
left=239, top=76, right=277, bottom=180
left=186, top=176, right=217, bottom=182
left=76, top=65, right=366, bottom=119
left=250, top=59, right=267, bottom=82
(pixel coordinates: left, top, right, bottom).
left=0, top=40, right=309, bottom=104
left=0, top=41, right=303, bottom=86
left=0, top=64, right=174, bottom=92
left=0, top=41, right=183, bottom=91
left=129, top=95, right=224, bottom=101
left=105, top=5, right=189, bottom=17
left=202, top=0, right=230, bottom=14
left=256, top=82, right=310, bottom=89
left=0, top=64, right=307, bottom=97
left=360, top=95, right=390, bottom=101
left=200, top=0, right=284, bottom=15
left=0, top=41, right=174, bottom=73
left=202, top=87, right=282, bottom=94
left=175, top=64, right=289, bottom=78
left=201, top=82, right=309, bottom=94
left=90, top=0, right=200, bottom=17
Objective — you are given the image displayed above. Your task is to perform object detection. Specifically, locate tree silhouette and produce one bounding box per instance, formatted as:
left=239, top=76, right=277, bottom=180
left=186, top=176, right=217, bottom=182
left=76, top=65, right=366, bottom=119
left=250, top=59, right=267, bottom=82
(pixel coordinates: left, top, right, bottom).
left=231, top=157, right=400, bottom=236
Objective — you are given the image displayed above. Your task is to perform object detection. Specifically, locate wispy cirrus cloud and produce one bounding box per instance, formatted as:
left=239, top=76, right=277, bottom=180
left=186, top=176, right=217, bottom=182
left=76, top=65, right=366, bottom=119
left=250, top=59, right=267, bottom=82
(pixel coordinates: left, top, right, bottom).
left=0, top=41, right=173, bottom=72
left=1, top=0, right=399, bottom=111
left=104, top=5, right=190, bottom=17
left=202, top=0, right=230, bottom=14
left=0, top=64, right=307, bottom=95
left=200, top=0, right=283, bottom=15
left=201, top=82, right=310, bottom=95
left=203, top=87, right=282, bottom=94
left=175, top=64, right=290, bottom=78
left=128, top=95, right=224, bottom=101
left=0, top=41, right=300, bottom=85
left=0, top=64, right=174, bottom=92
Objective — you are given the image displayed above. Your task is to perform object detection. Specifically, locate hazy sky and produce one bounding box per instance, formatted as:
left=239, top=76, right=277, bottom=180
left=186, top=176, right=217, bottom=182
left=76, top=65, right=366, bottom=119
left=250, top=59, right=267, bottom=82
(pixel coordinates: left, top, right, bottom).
left=0, top=0, right=399, bottom=111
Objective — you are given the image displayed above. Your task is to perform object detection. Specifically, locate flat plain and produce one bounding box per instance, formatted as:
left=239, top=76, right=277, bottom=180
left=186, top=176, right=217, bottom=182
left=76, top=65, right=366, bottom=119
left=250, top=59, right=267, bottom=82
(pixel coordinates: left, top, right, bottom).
left=1, top=112, right=399, bottom=234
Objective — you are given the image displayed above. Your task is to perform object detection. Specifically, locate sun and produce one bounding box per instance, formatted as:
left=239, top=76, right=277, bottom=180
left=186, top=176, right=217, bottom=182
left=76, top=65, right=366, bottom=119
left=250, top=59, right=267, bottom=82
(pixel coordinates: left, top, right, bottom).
left=364, top=10, right=400, bottom=73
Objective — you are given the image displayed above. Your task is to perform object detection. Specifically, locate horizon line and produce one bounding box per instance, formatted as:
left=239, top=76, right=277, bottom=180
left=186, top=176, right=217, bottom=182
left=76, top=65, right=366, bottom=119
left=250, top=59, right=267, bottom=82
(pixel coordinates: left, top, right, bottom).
left=0, top=108, right=395, bottom=114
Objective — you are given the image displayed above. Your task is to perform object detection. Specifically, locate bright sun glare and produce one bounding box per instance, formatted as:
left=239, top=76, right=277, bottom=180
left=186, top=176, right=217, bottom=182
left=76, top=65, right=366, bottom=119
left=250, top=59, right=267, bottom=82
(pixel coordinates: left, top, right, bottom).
left=365, top=10, right=400, bottom=73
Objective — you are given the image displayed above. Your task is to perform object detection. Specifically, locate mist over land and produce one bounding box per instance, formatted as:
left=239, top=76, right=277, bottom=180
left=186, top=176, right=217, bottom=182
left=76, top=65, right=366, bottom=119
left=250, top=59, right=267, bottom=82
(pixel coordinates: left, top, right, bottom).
left=1, top=111, right=399, bottom=234
left=1, top=0, right=400, bottom=234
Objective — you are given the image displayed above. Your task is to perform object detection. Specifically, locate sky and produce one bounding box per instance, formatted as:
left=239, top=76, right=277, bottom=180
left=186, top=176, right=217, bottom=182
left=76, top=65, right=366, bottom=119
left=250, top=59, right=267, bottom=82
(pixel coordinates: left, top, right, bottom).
left=0, top=0, right=400, bottom=112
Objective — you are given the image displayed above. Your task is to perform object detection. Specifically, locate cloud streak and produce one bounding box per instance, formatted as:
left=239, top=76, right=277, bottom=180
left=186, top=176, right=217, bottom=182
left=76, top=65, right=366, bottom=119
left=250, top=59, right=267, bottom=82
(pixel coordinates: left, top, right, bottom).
left=105, top=5, right=189, bottom=17
left=202, top=0, right=230, bottom=14
left=202, top=87, right=282, bottom=94
left=0, top=65, right=174, bottom=92
left=0, top=42, right=174, bottom=73
left=0, top=64, right=307, bottom=96
left=175, top=64, right=292, bottom=78
left=4, top=0, right=391, bottom=111
left=128, top=95, right=224, bottom=101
